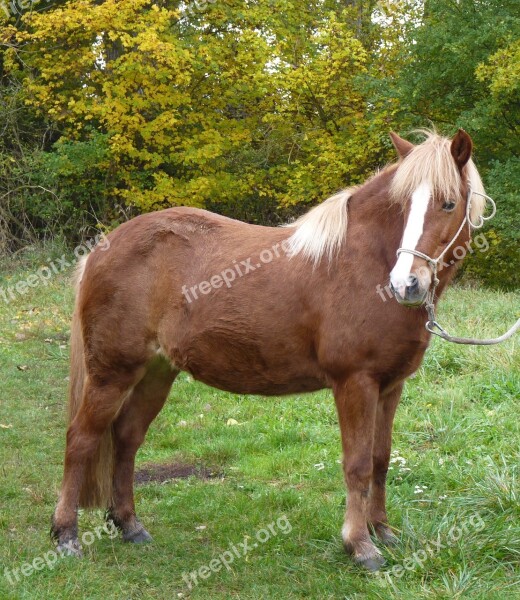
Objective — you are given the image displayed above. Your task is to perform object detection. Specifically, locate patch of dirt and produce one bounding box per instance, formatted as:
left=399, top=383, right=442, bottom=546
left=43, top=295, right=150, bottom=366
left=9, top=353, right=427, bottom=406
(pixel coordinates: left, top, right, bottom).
left=134, top=462, right=221, bottom=485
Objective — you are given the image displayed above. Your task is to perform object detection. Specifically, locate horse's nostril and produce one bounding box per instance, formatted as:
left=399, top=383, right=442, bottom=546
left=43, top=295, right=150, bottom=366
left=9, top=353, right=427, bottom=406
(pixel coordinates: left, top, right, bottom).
left=406, top=274, right=418, bottom=288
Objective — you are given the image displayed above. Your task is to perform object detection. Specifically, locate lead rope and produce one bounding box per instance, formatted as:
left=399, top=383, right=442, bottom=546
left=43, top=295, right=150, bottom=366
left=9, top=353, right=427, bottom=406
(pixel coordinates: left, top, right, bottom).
left=397, top=184, right=520, bottom=345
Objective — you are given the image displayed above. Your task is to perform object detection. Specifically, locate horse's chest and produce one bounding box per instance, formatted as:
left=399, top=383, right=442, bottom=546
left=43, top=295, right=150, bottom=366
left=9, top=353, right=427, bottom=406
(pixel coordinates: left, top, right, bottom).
left=316, top=326, right=429, bottom=383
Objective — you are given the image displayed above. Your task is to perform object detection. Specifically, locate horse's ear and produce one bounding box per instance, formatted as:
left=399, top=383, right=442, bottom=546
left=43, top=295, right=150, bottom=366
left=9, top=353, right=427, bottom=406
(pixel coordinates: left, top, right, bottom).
left=389, top=131, right=414, bottom=159
left=450, top=128, right=473, bottom=171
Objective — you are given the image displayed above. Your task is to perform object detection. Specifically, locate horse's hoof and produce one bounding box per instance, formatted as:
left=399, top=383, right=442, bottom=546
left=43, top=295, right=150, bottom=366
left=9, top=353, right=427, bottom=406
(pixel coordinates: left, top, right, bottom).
left=122, top=527, right=153, bottom=544
left=56, top=539, right=83, bottom=558
left=354, top=553, right=385, bottom=572
left=374, top=524, right=399, bottom=547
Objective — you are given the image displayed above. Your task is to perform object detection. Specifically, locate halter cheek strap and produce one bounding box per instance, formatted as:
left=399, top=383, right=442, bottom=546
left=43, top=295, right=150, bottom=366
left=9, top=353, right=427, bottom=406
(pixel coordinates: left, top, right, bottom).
left=395, top=184, right=519, bottom=345
left=397, top=182, right=496, bottom=264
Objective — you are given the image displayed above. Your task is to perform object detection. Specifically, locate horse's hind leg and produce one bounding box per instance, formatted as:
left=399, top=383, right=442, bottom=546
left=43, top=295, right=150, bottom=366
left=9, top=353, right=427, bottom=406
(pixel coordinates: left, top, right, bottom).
left=108, top=357, right=178, bottom=543
left=52, top=372, right=139, bottom=555
left=368, top=382, right=403, bottom=546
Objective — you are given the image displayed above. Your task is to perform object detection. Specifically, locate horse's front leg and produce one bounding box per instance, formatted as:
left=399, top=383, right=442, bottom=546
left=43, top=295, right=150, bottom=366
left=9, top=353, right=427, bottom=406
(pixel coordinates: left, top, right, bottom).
left=368, top=381, right=403, bottom=547
left=333, top=373, right=383, bottom=571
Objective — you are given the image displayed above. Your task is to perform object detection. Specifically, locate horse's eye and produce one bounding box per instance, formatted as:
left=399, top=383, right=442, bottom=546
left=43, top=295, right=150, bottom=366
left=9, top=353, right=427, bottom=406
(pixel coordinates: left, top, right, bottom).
left=442, top=200, right=456, bottom=212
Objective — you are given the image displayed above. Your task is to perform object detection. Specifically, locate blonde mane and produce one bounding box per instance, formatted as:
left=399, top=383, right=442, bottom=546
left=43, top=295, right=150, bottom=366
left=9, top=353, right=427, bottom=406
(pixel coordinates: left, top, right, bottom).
left=284, top=188, right=354, bottom=265
left=285, top=131, right=486, bottom=264
left=390, top=131, right=486, bottom=225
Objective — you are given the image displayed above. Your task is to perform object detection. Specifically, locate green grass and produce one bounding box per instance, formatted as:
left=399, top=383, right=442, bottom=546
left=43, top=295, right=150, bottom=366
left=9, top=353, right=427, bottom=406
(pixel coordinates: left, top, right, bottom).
left=0, top=258, right=519, bottom=599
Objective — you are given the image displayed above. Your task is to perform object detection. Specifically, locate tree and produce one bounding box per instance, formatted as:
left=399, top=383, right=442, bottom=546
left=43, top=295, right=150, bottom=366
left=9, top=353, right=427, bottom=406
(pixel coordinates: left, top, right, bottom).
left=3, top=0, right=395, bottom=223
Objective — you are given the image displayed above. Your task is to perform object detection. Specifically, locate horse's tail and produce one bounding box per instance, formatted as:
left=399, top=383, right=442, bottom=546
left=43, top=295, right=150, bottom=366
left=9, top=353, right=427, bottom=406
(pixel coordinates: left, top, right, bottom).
left=67, top=257, right=115, bottom=509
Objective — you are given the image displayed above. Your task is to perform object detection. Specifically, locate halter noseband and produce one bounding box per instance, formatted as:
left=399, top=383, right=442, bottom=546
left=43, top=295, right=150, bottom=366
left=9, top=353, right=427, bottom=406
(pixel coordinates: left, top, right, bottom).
left=395, top=183, right=504, bottom=343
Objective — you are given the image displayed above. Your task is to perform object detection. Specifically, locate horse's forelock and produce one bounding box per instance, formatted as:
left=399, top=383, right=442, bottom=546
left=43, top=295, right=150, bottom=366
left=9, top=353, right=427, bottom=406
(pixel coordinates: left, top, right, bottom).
left=390, top=133, right=460, bottom=204
left=389, top=131, right=487, bottom=226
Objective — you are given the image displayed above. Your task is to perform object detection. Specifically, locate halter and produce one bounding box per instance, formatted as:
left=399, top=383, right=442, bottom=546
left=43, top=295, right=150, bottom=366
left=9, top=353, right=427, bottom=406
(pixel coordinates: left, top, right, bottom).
left=395, top=183, right=519, bottom=345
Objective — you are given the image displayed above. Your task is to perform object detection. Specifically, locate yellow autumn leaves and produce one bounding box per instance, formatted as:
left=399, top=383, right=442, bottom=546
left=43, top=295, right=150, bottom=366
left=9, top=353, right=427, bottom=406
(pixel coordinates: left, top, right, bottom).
left=5, top=0, right=393, bottom=213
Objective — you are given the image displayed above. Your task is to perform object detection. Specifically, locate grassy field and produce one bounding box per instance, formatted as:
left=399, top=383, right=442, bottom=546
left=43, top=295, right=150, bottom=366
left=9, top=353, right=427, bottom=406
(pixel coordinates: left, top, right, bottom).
left=0, top=253, right=518, bottom=600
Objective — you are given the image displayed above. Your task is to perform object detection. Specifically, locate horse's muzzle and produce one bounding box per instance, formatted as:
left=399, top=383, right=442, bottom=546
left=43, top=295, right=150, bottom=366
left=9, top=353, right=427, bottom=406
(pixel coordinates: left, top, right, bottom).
left=390, top=275, right=428, bottom=307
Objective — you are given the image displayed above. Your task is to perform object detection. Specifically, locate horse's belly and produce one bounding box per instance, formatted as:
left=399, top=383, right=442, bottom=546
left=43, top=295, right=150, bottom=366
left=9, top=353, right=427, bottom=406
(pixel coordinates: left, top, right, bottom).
left=190, top=370, right=325, bottom=396
left=170, top=328, right=327, bottom=396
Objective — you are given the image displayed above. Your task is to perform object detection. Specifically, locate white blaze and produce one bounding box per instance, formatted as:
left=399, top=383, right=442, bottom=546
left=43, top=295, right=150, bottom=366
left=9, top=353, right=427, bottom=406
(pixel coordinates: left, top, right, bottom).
left=390, top=181, right=431, bottom=298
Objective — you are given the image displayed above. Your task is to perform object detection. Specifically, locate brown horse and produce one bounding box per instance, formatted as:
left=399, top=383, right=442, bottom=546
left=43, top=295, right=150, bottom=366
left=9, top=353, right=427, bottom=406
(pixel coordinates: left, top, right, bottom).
left=51, top=129, right=487, bottom=570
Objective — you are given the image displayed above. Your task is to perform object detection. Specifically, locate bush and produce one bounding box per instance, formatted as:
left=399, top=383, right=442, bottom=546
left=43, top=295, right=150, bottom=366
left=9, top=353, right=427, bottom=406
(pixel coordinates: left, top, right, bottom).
left=462, top=158, right=520, bottom=290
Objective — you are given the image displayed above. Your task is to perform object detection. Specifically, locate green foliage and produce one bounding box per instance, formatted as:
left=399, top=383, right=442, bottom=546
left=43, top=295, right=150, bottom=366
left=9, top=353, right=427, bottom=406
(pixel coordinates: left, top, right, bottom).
left=391, top=0, right=519, bottom=159
left=386, top=0, right=519, bottom=288
left=30, top=132, right=120, bottom=236
left=462, top=158, right=520, bottom=290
